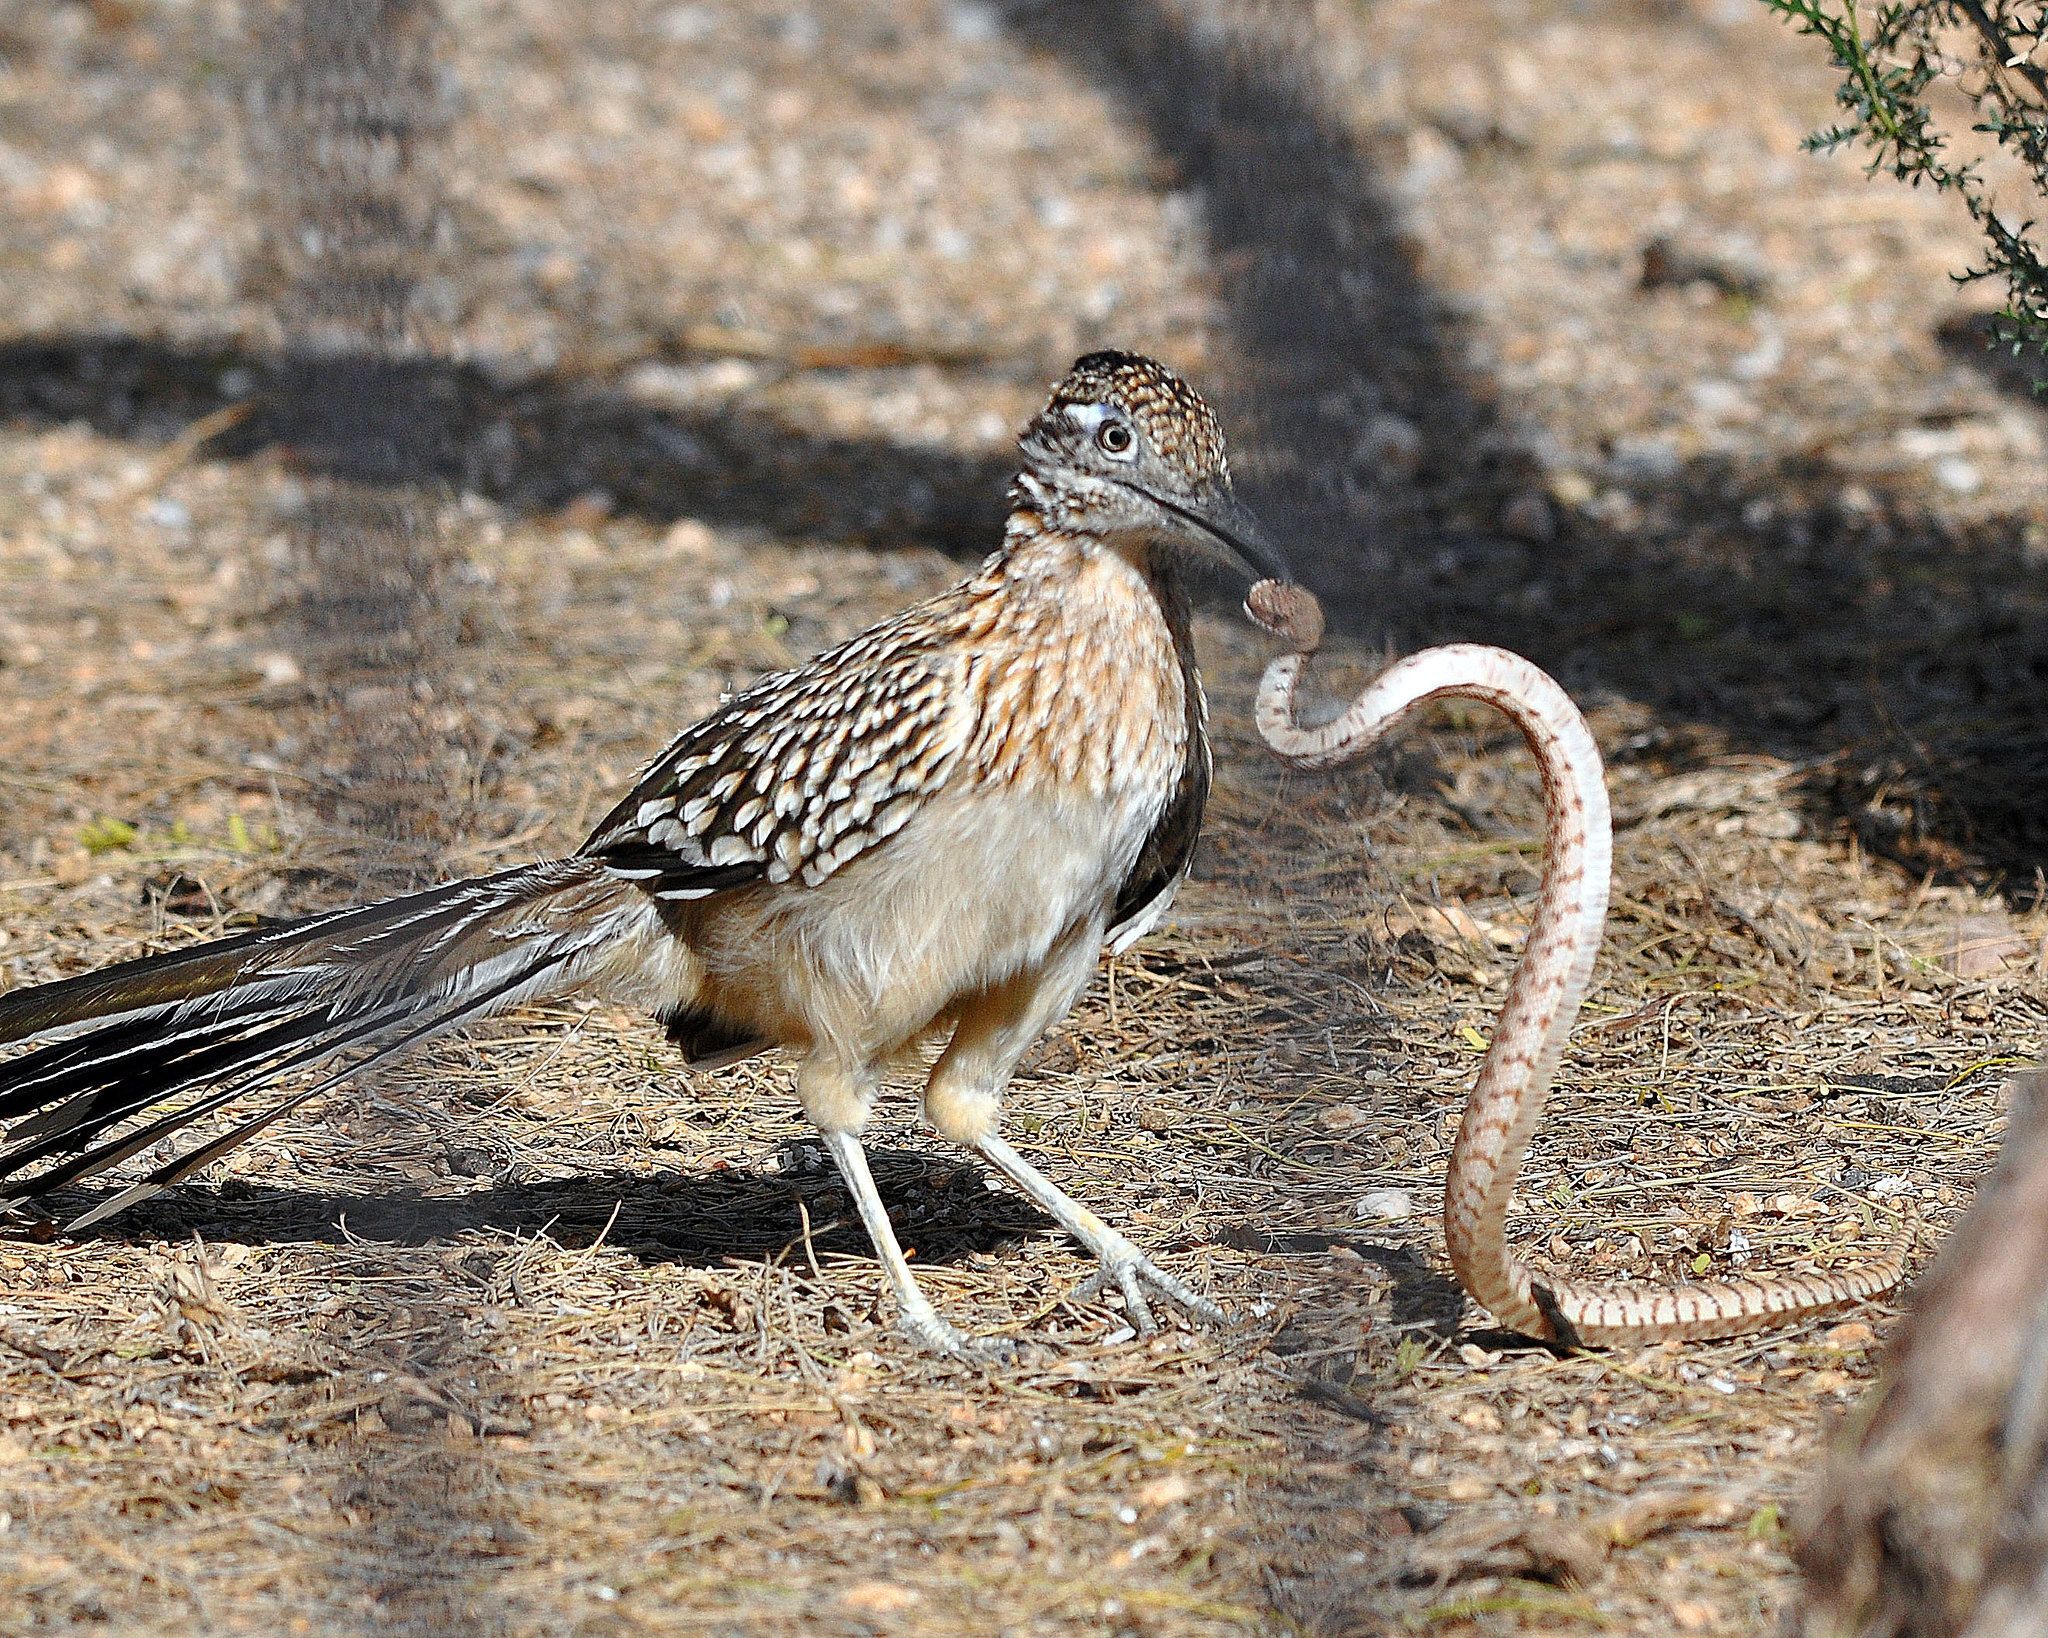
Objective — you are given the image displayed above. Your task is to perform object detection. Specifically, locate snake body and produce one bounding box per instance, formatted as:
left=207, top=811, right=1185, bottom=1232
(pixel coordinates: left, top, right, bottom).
left=1247, top=584, right=1906, bottom=1344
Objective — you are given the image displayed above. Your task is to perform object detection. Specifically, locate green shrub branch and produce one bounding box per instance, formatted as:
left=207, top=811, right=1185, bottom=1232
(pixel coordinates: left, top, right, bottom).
left=1766, top=0, right=2048, bottom=361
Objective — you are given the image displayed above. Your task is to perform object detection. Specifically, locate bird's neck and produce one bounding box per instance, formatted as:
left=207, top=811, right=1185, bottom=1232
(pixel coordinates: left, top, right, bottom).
left=950, top=504, right=1199, bottom=795
left=992, top=493, right=1192, bottom=643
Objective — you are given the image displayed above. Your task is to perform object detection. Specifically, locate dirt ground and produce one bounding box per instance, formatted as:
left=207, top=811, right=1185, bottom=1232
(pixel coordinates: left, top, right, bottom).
left=1, top=1, right=2046, bottom=1633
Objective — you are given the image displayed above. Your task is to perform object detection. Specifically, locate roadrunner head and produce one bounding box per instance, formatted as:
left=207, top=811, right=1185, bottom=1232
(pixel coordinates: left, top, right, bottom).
left=1014, top=350, right=1289, bottom=585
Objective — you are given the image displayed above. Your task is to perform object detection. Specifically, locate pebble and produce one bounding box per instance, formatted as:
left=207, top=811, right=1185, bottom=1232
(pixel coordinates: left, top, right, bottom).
left=1933, top=455, right=1982, bottom=494
left=254, top=650, right=304, bottom=687
left=1397, top=125, right=1466, bottom=197
left=1729, top=325, right=1786, bottom=381
left=1499, top=488, right=1556, bottom=542
left=1546, top=469, right=1596, bottom=509
left=1689, top=379, right=1753, bottom=421
left=1355, top=1188, right=1414, bottom=1221
left=1356, top=412, right=1424, bottom=481
left=1607, top=433, right=1681, bottom=482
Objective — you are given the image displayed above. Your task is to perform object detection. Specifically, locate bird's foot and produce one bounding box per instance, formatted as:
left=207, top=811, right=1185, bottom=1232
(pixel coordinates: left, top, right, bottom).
left=969, top=1135, right=1225, bottom=1341
left=896, top=1300, right=1017, bottom=1363
left=1073, top=1237, right=1225, bottom=1337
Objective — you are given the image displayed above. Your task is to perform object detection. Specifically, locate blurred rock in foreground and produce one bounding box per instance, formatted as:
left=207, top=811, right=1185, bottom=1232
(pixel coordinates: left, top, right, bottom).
left=1797, top=1072, right=2048, bottom=1637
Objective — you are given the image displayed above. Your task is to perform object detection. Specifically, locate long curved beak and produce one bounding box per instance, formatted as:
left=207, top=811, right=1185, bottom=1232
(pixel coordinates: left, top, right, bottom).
left=1132, top=483, right=1292, bottom=585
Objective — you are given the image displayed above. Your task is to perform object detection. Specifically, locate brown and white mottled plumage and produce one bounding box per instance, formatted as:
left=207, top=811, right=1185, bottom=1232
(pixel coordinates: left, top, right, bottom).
left=0, top=352, right=1286, bottom=1356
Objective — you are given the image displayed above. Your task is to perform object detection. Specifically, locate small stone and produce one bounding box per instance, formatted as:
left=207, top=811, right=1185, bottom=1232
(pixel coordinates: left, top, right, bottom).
left=661, top=519, right=717, bottom=558
left=1546, top=468, right=1596, bottom=509
left=1933, top=455, right=1982, bottom=494
left=557, top=490, right=615, bottom=528
left=1355, top=1188, right=1414, bottom=1221
left=1499, top=488, right=1555, bottom=543
left=254, top=650, right=303, bottom=688
left=1689, top=379, right=1753, bottom=422
left=1608, top=433, right=1681, bottom=482
left=947, top=0, right=1000, bottom=41
left=1397, top=126, right=1465, bottom=197
left=1730, top=326, right=1786, bottom=380
left=1356, top=412, right=1423, bottom=481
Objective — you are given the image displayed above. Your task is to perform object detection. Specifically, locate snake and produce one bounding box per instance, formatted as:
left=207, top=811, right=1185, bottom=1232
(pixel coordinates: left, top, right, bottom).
left=1244, top=580, right=1908, bottom=1344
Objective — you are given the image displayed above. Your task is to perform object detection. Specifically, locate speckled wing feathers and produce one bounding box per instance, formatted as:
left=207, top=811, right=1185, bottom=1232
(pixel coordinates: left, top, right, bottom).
left=580, top=608, right=967, bottom=899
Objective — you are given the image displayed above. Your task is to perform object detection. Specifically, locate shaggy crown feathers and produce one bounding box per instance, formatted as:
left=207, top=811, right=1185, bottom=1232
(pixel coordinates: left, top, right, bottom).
left=1033, top=350, right=1230, bottom=488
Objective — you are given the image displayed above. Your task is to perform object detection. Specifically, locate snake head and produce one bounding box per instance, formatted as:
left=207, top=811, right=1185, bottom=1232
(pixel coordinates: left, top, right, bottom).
left=1245, top=579, right=1324, bottom=653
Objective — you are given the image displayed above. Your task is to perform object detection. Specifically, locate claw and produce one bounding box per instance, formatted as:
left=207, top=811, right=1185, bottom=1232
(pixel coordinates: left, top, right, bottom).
left=896, top=1304, right=1020, bottom=1363
left=1073, top=1245, right=1223, bottom=1336
left=974, top=1133, right=1226, bottom=1339
left=898, top=1306, right=975, bottom=1356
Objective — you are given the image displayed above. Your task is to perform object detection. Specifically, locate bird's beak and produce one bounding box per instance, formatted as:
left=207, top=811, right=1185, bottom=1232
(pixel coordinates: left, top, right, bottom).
left=1132, top=483, right=1292, bottom=585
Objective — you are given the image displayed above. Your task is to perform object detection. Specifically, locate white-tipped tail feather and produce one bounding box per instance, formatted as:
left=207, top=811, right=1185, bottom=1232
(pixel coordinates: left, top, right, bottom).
left=0, top=859, right=631, bottom=1225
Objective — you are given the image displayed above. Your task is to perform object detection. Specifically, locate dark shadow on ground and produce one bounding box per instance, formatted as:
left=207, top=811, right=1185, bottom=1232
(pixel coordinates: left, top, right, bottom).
left=1218, top=1225, right=1467, bottom=1338
left=1006, top=0, right=2048, bottom=894
left=11, top=1147, right=1052, bottom=1268
left=1940, top=309, right=2048, bottom=399
left=0, top=332, right=1015, bottom=555
left=7, top=328, right=2045, bottom=891
left=999, top=0, right=1515, bottom=626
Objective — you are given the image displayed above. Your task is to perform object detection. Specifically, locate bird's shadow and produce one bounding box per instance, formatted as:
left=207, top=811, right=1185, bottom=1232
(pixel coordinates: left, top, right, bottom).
left=4, top=1145, right=1052, bottom=1271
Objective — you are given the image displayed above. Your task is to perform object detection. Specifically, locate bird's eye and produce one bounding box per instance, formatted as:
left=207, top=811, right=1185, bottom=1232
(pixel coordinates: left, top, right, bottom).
left=1096, top=419, right=1135, bottom=457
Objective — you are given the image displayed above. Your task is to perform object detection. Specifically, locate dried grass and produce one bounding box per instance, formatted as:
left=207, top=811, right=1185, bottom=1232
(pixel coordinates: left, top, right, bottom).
left=0, top=461, right=2039, bottom=1633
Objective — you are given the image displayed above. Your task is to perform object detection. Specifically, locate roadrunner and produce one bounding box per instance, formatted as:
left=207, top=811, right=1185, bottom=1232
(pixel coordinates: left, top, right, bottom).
left=0, top=352, right=1286, bottom=1356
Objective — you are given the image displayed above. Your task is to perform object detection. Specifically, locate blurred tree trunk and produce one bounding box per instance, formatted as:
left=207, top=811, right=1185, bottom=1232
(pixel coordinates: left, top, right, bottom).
left=1797, top=1072, right=2048, bottom=1637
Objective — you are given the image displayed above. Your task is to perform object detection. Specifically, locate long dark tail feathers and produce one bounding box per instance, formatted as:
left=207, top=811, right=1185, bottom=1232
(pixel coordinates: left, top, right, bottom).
left=0, top=858, right=623, bottom=1225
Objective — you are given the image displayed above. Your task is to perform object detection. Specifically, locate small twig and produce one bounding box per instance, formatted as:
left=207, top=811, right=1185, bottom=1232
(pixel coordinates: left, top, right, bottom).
left=584, top=1197, right=624, bottom=1259
left=129, top=399, right=256, bottom=496
left=795, top=1197, right=824, bottom=1283
left=1955, top=0, right=2048, bottom=109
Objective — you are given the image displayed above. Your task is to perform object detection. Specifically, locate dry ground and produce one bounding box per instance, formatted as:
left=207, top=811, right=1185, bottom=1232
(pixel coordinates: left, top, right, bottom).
left=1, top=1, right=2046, bottom=1633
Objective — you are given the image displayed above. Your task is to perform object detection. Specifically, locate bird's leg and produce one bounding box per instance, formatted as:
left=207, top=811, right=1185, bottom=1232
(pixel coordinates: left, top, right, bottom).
left=972, top=1134, right=1224, bottom=1334
left=800, top=1056, right=979, bottom=1357
left=924, top=943, right=1224, bottom=1337
left=818, top=1129, right=976, bottom=1357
